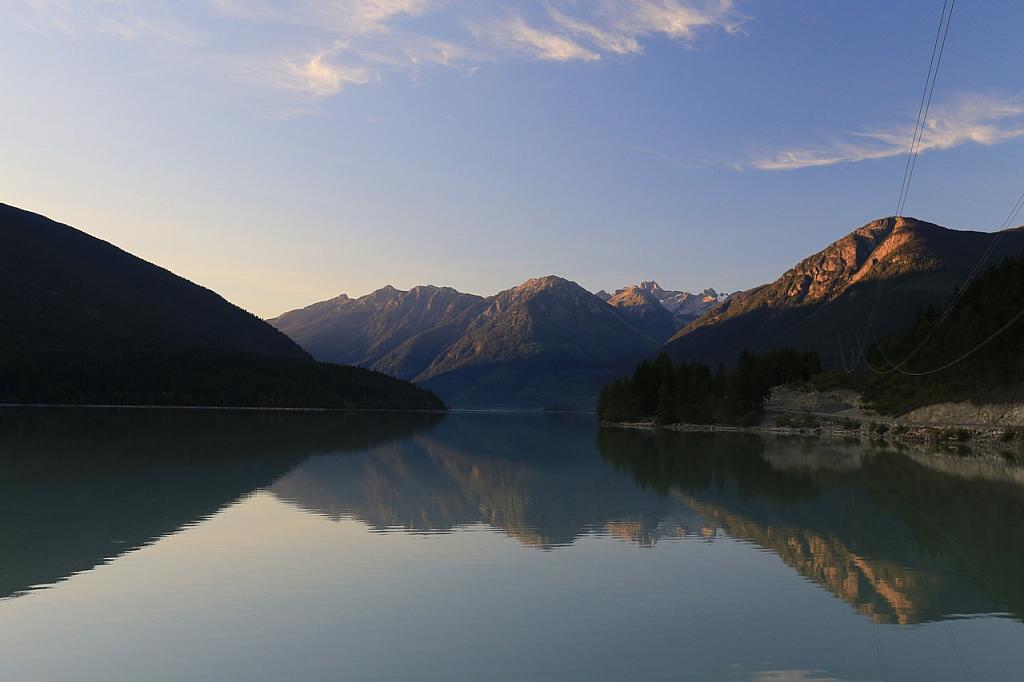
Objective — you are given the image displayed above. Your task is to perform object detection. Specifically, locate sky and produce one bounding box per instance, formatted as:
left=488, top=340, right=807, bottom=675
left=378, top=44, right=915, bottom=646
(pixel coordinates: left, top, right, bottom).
left=2, top=0, right=1024, bottom=318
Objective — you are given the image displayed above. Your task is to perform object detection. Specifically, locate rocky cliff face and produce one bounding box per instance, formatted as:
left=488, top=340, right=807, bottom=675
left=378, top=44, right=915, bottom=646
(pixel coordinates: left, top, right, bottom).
left=665, top=217, right=1024, bottom=368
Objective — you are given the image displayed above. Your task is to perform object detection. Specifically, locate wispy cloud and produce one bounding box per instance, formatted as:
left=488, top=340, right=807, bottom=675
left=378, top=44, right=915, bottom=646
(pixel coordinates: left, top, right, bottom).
left=741, top=93, right=1024, bottom=171
left=3, top=0, right=747, bottom=102
left=470, top=15, right=600, bottom=63
left=11, top=0, right=201, bottom=44
left=279, top=47, right=375, bottom=98
left=547, top=8, right=642, bottom=56
left=207, top=0, right=435, bottom=37
left=594, top=0, right=745, bottom=43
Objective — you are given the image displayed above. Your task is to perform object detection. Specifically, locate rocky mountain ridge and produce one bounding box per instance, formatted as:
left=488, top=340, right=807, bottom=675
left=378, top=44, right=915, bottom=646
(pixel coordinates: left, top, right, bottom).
left=666, top=216, right=1024, bottom=368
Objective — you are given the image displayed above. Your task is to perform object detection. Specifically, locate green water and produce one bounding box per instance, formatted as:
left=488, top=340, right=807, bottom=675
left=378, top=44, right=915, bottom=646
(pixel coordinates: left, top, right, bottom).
left=2, top=408, right=1023, bottom=681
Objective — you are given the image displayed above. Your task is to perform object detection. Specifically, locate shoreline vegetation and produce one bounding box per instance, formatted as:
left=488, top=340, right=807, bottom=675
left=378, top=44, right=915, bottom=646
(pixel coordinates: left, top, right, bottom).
left=596, top=349, right=1024, bottom=461
left=596, top=348, right=821, bottom=427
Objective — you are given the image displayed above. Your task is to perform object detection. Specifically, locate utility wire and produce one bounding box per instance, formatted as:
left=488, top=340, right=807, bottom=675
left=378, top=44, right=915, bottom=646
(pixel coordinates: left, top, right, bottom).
left=896, top=0, right=957, bottom=217
left=887, top=306, right=1024, bottom=377
left=895, top=0, right=954, bottom=218
left=857, top=0, right=957, bottom=367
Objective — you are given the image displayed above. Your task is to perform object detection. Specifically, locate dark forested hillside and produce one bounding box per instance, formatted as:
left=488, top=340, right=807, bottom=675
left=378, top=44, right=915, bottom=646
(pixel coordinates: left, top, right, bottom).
left=0, top=204, right=443, bottom=409
left=851, top=256, right=1024, bottom=413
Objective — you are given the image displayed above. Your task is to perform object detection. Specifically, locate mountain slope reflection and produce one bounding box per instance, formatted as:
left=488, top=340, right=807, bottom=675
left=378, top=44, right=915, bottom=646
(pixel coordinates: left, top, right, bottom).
left=271, top=414, right=705, bottom=548
left=272, top=416, right=1024, bottom=625
left=599, top=430, right=1024, bottom=624
left=0, top=408, right=440, bottom=600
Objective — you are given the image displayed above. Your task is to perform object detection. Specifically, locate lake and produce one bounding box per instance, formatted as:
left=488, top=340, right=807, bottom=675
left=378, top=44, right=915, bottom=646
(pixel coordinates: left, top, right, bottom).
left=2, top=408, right=1023, bottom=681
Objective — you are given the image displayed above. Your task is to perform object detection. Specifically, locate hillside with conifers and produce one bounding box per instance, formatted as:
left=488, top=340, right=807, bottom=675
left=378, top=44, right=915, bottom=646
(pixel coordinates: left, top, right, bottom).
left=837, top=255, right=1024, bottom=414
left=597, top=349, right=820, bottom=425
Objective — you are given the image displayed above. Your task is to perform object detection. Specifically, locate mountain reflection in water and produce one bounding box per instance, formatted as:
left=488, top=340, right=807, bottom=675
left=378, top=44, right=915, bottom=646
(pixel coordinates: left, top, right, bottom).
left=275, top=415, right=1024, bottom=626
left=0, top=408, right=441, bottom=600
left=3, top=409, right=1024, bottom=631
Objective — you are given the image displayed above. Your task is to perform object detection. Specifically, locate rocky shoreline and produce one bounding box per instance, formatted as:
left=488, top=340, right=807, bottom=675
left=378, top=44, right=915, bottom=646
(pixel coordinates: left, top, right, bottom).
left=601, top=414, right=1024, bottom=462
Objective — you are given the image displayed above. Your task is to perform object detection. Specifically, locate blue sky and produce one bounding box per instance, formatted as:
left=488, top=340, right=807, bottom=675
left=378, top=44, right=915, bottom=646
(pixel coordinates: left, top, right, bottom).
left=3, top=1, right=1023, bottom=317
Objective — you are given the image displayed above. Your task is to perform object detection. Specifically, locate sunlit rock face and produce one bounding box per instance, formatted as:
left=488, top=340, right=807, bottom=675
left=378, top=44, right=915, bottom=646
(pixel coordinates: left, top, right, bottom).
left=664, top=216, right=1024, bottom=368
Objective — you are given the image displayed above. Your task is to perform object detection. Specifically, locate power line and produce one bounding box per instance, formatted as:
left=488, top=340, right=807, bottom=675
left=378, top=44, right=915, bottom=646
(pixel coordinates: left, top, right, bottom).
left=895, top=0, right=955, bottom=218
left=857, top=0, right=958, bottom=367
left=887, top=306, right=1024, bottom=377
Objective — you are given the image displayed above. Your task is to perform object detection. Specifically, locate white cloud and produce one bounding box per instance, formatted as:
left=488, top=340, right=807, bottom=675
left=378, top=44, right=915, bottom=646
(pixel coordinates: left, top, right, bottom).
left=470, top=15, right=600, bottom=62
left=598, top=0, right=745, bottom=42
left=547, top=8, right=642, bottom=56
left=742, top=93, right=1024, bottom=171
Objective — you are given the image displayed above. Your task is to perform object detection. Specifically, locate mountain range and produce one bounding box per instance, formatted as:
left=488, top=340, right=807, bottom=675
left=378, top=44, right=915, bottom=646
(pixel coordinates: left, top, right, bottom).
left=276, top=215, right=1024, bottom=409
left=272, top=275, right=731, bottom=408
left=8, top=200, right=1020, bottom=412
left=0, top=204, right=442, bottom=409
left=273, top=276, right=678, bottom=408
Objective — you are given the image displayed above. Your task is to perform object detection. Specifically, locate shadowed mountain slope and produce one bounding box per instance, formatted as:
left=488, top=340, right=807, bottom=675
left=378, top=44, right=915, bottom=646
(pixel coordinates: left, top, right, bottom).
left=414, top=276, right=659, bottom=408
left=275, top=276, right=659, bottom=409
left=665, top=217, right=1024, bottom=368
left=270, top=285, right=484, bottom=376
left=0, top=203, right=305, bottom=360
left=0, top=204, right=442, bottom=409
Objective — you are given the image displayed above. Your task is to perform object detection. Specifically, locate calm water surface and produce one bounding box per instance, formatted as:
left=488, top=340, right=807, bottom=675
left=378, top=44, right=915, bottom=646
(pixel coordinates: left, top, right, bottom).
left=2, top=409, right=1024, bottom=681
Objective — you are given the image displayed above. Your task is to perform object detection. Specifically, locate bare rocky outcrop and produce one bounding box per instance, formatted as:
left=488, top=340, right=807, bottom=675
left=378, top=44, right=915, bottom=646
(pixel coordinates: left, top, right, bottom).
left=901, top=402, right=1024, bottom=427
